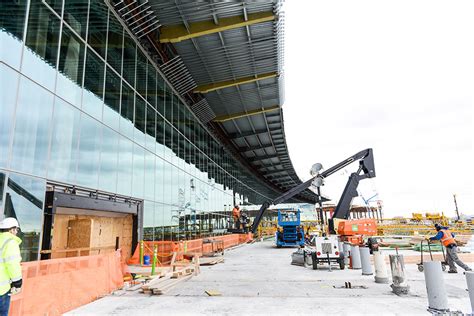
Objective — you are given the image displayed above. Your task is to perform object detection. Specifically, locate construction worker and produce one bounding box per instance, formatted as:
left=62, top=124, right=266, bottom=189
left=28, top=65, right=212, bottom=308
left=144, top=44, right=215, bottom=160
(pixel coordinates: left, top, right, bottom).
left=428, top=223, right=471, bottom=273
left=232, top=205, right=241, bottom=229
left=0, top=217, right=22, bottom=316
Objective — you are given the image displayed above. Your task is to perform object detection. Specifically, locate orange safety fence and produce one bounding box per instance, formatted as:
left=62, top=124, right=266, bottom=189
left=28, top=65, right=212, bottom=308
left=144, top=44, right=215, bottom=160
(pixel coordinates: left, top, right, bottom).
left=9, top=250, right=124, bottom=316
left=128, top=233, right=252, bottom=265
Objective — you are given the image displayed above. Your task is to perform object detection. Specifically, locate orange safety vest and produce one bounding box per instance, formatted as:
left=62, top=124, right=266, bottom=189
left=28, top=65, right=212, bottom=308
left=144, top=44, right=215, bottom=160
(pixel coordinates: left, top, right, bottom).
left=232, top=207, right=240, bottom=218
left=440, top=229, right=455, bottom=247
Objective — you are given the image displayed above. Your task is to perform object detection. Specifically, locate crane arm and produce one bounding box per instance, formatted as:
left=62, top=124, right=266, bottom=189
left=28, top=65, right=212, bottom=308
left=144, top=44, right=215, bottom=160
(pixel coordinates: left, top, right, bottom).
left=250, top=148, right=375, bottom=234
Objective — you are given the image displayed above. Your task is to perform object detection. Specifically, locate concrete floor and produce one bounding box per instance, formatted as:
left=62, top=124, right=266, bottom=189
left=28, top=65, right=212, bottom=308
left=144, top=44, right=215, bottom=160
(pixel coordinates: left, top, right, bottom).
left=67, top=240, right=472, bottom=315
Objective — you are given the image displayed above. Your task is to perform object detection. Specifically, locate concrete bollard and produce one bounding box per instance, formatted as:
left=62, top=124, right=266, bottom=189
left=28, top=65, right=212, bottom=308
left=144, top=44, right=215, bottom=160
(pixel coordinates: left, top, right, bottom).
left=360, top=247, right=373, bottom=275
left=373, top=251, right=389, bottom=283
left=466, top=271, right=474, bottom=314
left=423, top=261, right=449, bottom=312
left=389, top=254, right=409, bottom=295
left=350, top=245, right=362, bottom=269
left=343, top=242, right=351, bottom=266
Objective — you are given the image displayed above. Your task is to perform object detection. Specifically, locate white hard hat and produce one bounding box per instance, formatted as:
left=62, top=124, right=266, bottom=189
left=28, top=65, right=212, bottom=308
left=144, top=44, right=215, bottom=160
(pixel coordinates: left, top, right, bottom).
left=0, top=217, right=20, bottom=229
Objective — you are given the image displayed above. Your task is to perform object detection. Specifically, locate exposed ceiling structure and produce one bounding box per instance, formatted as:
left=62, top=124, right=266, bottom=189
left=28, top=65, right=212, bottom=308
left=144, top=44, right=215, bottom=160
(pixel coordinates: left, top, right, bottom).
left=110, top=0, right=319, bottom=204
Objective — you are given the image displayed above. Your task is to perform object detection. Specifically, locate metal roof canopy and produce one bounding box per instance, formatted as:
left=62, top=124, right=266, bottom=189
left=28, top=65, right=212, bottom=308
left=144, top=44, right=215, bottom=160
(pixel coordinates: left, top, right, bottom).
left=112, top=0, right=318, bottom=203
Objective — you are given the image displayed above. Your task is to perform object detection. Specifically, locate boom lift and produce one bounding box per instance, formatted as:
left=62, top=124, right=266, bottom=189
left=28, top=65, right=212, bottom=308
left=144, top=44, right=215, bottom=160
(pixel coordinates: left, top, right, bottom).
left=250, top=148, right=376, bottom=235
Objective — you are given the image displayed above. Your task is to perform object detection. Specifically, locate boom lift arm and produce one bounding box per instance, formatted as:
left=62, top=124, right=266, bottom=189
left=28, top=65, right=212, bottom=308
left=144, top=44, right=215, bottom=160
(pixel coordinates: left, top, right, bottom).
left=250, top=148, right=375, bottom=234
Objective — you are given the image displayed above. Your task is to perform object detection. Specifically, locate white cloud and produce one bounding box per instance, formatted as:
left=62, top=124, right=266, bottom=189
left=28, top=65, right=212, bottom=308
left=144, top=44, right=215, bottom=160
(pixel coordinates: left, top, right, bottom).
left=283, top=0, right=474, bottom=218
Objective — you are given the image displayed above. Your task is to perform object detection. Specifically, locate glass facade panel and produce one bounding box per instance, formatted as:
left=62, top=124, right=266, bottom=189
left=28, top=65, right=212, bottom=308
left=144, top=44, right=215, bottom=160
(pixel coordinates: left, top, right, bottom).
left=48, top=97, right=80, bottom=183
left=120, top=82, right=134, bottom=139
left=132, top=143, right=144, bottom=199
left=107, top=13, right=123, bottom=74
left=83, top=48, right=105, bottom=119
left=103, top=66, right=121, bottom=130
left=99, top=125, right=118, bottom=193
left=1, top=0, right=273, bottom=257
left=122, top=34, right=135, bottom=88
left=116, top=136, right=132, bottom=196
left=11, top=77, right=53, bottom=177
left=57, top=24, right=85, bottom=107
left=134, top=96, right=146, bottom=146
left=63, top=0, right=89, bottom=38
left=23, top=0, right=61, bottom=91
left=76, top=114, right=101, bottom=188
left=145, top=104, right=156, bottom=152
left=0, top=64, right=19, bottom=168
left=87, top=0, right=107, bottom=58
left=0, top=0, right=28, bottom=69
left=2, top=172, right=44, bottom=261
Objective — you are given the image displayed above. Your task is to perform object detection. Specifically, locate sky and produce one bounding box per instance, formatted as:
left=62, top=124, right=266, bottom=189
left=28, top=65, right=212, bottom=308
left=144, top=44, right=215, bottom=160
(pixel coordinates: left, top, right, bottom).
left=283, top=0, right=473, bottom=219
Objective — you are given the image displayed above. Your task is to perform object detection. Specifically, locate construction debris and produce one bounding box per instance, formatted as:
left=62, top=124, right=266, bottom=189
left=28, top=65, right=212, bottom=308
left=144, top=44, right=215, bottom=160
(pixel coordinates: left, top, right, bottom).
left=200, top=256, right=225, bottom=266
left=205, top=290, right=222, bottom=296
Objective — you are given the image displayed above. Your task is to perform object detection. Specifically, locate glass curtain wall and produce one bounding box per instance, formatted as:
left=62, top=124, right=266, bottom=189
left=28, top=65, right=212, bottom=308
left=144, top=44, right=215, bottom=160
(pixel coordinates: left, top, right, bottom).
left=0, top=0, right=277, bottom=257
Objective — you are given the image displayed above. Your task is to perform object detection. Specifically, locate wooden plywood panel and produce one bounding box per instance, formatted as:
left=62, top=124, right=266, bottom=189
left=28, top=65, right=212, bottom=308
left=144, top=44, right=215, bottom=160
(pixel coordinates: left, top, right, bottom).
left=49, top=209, right=134, bottom=260
left=51, top=214, right=75, bottom=259
left=67, top=218, right=93, bottom=256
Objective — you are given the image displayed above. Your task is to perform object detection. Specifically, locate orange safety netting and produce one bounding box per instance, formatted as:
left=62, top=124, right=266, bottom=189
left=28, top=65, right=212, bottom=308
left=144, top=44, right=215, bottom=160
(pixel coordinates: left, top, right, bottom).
left=9, top=250, right=124, bottom=316
left=128, top=233, right=252, bottom=265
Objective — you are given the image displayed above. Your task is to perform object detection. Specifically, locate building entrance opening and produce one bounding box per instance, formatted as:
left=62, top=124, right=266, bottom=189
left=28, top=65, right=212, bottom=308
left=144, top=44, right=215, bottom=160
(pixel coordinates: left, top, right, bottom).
left=41, top=184, right=143, bottom=261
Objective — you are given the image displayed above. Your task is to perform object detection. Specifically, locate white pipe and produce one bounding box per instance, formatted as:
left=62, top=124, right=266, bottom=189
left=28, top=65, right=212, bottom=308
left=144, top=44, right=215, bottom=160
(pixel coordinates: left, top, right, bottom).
left=350, top=245, right=361, bottom=269
left=343, top=242, right=350, bottom=266
left=360, top=247, right=373, bottom=275
left=373, top=251, right=389, bottom=283
left=466, top=271, right=474, bottom=314
left=423, top=261, right=449, bottom=312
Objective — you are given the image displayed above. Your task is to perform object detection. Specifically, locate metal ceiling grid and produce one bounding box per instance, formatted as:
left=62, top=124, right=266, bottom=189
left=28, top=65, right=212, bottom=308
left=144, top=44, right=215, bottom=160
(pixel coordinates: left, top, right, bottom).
left=141, top=0, right=318, bottom=203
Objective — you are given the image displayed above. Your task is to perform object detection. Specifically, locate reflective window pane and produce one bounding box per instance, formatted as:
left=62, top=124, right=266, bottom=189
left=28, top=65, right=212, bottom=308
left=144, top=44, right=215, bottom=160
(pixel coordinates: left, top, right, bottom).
left=120, top=82, right=134, bottom=138
left=145, top=104, right=156, bottom=152
left=23, top=1, right=61, bottom=90
left=11, top=77, right=53, bottom=177
left=107, top=12, right=123, bottom=74
left=64, top=0, right=88, bottom=38
left=88, top=0, right=107, bottom=58
left=132, top=144, right=144, bottom=199
left=3, top=173, right=44, bottom=262
left=48, top=97, right=80, bottom=183
left=136, top=51, right=147, bottom=97
left=76, top=114, right=101, bottom=188
left=116, top=136, right=132, bottom=196
left=83, top=48, right=105, bottom=119
left=103, top=66, right=121, bottom=130
left=143, top=201, right=154, bottom=241
left=44, top=0, right=62, bottom=16
left=98, top=125, right=118, bottom=193
left=134, top=96, right=146, bottom=146
left=0, top=0, right=28, bottom=69
left=57, top=25, right=85, bottom=107
left=0, top=64, right=19, bottom=168
left=122, top=34, right=135, bottom=87
left=144, top=150, right=155, bottom=201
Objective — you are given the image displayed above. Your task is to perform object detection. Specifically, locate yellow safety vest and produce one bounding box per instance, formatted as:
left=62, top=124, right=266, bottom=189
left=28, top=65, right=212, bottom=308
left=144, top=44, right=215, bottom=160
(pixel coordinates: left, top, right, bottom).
left=0, top=232, right=22, bottom=296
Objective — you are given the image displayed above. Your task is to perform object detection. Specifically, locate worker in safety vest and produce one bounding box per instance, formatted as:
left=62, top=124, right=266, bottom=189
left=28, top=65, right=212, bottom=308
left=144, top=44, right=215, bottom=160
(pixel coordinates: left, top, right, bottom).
left=0, top=217, right=22, bottom=316
left=428, top=223, right=471, bottom=273
left=232, top=205, right=241, bottom=229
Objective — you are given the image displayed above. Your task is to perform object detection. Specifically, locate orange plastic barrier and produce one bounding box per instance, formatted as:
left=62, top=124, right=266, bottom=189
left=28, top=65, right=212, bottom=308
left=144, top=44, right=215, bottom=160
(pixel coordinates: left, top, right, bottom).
left=128, top=233, right=253, bottom=265
left=9, top=251, right=124, bottom=316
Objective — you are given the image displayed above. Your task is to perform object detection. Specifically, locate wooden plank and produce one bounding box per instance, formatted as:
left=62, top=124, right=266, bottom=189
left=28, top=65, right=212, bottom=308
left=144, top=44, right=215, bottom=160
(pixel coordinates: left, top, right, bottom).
left=205, top=290, right=221, bottom=296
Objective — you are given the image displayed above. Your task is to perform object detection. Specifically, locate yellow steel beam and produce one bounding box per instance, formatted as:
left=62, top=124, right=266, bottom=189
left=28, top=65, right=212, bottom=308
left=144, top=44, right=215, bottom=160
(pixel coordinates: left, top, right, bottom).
left=160, top=11, right=275, bottom=43
left=213, top=105, right=280, bottom=123
left=194, top=72, right=277, bottom=94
